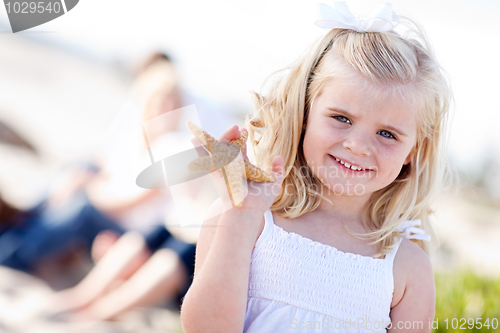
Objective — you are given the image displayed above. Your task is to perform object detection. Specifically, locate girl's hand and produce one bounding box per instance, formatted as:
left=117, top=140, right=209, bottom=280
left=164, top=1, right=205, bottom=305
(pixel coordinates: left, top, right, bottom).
left=191, top=124, right=285, bottom=215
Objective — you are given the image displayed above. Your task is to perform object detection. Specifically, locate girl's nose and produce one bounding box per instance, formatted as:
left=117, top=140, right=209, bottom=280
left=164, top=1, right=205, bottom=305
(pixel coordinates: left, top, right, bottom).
left=342, top=130, right=371, bottom=156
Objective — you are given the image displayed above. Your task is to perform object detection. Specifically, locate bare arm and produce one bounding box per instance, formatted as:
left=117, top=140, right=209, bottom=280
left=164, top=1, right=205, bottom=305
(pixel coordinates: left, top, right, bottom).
left=181, top=204, right=264, bottom=333
left=180, top=125, right=284, bottom=333
left=388, top=239, right=435, bottom=332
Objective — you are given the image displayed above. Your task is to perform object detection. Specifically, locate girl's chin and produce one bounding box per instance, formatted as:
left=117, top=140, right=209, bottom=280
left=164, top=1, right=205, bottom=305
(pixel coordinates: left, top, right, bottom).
left=318, top=181, right=371, bottom=197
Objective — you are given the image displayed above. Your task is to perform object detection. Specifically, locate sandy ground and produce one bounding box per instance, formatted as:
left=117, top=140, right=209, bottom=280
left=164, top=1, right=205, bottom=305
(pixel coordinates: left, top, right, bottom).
left=432, top=188, right=500, bottom=276
left=0, top=267, right=183, bottom=333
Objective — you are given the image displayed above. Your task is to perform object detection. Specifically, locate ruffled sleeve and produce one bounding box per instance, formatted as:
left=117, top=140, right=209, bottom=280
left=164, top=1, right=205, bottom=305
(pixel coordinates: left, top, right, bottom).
left=398, top=219, right=431, bottom=241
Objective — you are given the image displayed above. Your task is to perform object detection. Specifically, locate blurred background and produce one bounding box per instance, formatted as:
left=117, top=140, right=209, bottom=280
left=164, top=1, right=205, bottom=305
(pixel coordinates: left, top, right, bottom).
left=0, top=0, right=499, bottom=332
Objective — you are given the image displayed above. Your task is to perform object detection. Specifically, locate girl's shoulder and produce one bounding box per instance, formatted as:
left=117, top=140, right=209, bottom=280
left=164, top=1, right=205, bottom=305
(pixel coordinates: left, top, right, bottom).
left=391, top=238, right=433, bottom=308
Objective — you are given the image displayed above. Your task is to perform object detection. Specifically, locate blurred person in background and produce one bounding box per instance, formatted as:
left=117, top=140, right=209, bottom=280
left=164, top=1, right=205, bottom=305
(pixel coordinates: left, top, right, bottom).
left=0, top=52, right=237, bottom=320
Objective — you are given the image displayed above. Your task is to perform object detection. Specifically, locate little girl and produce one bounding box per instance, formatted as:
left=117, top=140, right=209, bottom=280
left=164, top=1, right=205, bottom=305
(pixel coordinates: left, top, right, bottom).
left=181, top=2, right=451, bottom=332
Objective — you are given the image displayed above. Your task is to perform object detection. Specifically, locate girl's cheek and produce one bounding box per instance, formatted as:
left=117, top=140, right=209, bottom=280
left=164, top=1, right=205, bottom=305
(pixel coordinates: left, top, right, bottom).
left=377, top=141, right=403, bottom=159
left=374, top=144, right=393, bottom=158
left=378, top=146, right=408, bottom=166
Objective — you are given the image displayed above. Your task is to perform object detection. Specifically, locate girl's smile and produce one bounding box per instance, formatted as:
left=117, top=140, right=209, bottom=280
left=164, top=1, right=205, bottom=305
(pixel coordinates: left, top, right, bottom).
left=303, top=75, right=418, bottom=198
left=330, top=155, right=372, bottom=172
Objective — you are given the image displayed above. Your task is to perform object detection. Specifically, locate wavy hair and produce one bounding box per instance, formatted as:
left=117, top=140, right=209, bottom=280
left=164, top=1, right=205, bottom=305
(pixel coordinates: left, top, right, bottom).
left=246, top=17, right=453, bottom=257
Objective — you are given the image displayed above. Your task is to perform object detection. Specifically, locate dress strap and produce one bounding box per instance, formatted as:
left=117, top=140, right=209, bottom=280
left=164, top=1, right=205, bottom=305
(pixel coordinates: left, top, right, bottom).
left=384, top=219, right=430, bottom=264
left=398, top=219, right=431, bottom=241
left=384, top=237, right=403, bottom=263
left=263, top=210, right=274, bottom=227
left=255, top=210, right=275, bottom=247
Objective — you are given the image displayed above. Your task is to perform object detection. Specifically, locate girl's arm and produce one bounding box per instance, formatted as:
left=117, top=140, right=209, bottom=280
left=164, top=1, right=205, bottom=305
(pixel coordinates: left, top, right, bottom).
left=388, top=239, right=435, bottom=332
left=180, top=204, right=265, bottom=333
left=180, top=125, right=285, bottom=333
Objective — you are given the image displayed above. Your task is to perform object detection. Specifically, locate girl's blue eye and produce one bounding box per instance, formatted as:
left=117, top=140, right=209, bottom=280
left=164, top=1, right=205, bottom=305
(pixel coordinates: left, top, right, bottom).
left=334, top=116, right=351, bottom=124
left=378, top=130, right=395, bottom=139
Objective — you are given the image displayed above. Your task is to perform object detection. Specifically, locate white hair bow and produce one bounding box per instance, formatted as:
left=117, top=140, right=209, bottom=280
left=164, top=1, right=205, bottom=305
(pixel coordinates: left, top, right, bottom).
left=398, top=219, right=431, bottom=242
left=315, top=1, right=400, bottom=33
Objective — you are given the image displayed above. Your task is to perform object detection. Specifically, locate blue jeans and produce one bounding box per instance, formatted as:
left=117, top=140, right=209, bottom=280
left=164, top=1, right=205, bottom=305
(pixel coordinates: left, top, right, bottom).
left=144, top=225, right=196, bottom=308
left=0, top=191, right=125, bottom=272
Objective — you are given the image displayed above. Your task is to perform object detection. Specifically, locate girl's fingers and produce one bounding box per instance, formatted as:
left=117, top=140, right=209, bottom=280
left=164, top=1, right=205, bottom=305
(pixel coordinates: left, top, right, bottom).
left=218, top=125, right=240, bottom=143
left=222, top=126, right=250, bottom=162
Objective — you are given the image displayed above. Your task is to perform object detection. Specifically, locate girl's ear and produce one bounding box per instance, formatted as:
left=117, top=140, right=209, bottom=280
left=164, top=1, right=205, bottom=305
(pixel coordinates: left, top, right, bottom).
left=404, top=154, right=412, bottom=166
left=405, top=137, right=426, bottom=165
left=404, top=147, right=416, bottom=166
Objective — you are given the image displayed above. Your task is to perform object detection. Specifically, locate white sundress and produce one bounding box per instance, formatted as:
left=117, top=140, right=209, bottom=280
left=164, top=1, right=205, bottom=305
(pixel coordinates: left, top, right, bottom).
left=244, top=210, right=429, bottom=333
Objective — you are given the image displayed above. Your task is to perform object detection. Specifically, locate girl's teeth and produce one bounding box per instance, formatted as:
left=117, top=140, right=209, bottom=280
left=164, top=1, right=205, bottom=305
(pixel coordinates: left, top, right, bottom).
left=334, top=157, right=365, bottom=171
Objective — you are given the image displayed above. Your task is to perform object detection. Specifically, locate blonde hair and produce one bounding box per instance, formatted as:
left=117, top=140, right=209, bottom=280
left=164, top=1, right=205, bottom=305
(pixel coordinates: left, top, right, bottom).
left=246, top=17, right=452, bottom=257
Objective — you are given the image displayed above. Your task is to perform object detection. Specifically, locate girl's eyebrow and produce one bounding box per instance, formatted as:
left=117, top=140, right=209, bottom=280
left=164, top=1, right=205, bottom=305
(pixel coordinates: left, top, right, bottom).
left=327, top=107, right=408, bottom=137
left=327, top=107, right=354, bottom=117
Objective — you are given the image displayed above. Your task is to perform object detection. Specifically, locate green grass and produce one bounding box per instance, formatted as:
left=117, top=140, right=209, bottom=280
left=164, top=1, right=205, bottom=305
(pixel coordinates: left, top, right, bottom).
left=434, top=270, right=500, bottom=332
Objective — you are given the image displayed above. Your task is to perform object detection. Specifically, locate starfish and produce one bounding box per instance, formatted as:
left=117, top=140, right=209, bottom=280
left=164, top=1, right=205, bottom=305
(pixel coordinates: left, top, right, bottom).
left=187, top=121, right=275, bottom=207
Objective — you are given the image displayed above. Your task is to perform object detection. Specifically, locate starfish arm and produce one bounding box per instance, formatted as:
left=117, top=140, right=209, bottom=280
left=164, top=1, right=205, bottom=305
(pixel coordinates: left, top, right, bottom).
left=244, top=160, right=275, bottom=182
left=224, top=156, right=246, bottom=207
left=188, top=153, right=238, bottom=173
left=230, top=130, right=248, bottom=152
left=186, top=121, right=218, bottom=152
